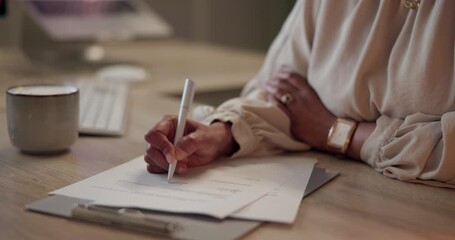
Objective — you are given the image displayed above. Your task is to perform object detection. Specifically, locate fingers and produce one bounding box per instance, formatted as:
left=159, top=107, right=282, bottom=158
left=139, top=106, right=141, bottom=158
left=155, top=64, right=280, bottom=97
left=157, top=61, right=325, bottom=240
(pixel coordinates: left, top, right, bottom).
left=268, top=70, right=309, bottom=89
left=284, top=72, right=307, bottom=86
left=144, top=154, right=167, bottom=173
left=144, top=115, right=177, bottom=163
left=174, top=133, right=206, bottom=169
left=145, top=115, right=176, bottom=143
left=175, top=135, right=198, bottom=160
left=144, top=115, right=178, bottom=174
left=144, top=115, right=201, bottom=175
left=145, top=144, right=170, bottom=169
left=147, top=164, right=166, bottom=174
left=144, top=115, right=225, bottom=175
left=265, top=72, right=298, bottom=93
left=265, top=77, right=297, bottom=103
left=144, top=147, right=189, bottom=174
left=265, top=70, right=316, bottom=103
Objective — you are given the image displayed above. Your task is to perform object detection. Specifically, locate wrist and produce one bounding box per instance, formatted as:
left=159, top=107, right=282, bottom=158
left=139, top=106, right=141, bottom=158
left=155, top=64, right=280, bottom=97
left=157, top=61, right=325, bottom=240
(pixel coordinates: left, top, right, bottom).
left=211, top=121, right=239, bottom=157
left=345, top=122, right=376, bottom=160
left=311, top=116, right=337, bottom=151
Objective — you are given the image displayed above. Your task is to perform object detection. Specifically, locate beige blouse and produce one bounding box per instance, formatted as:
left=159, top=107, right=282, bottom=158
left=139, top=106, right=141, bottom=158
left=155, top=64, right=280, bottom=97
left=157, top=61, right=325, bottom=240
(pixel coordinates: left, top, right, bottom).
left=196, top=0, right=455, bottom=188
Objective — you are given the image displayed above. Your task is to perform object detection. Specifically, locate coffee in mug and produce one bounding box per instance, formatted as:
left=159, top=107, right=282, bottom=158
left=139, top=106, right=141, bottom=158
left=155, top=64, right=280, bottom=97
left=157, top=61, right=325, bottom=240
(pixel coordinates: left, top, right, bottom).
left=6, top=84, right=79, bottom=154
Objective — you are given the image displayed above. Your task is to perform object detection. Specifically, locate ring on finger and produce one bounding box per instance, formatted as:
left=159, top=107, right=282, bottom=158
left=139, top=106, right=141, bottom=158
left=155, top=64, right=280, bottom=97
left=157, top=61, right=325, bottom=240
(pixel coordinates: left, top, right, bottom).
left=279, top=93, right=294, bottom=105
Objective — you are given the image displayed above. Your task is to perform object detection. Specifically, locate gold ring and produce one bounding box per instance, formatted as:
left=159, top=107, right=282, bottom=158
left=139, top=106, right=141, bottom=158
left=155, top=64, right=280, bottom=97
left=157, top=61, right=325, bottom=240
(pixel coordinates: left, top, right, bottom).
left=279, top=93, right=294, bottom=105
left=402, top=0, right=420, bottom=10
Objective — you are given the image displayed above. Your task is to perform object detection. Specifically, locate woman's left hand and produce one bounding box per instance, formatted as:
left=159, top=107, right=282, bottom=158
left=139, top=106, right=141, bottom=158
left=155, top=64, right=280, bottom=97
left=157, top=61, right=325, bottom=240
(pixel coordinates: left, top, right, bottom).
left=264, top=71, right=336, bottom=150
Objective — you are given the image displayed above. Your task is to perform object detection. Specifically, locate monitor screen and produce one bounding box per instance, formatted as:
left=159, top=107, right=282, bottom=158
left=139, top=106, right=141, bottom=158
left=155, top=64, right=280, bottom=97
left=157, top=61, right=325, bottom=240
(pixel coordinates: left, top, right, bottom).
left=0, top=0, right=6, bottom=16
left=30, top=0, right=136, bottom=17
left=20, top=0, right=172, bottom=41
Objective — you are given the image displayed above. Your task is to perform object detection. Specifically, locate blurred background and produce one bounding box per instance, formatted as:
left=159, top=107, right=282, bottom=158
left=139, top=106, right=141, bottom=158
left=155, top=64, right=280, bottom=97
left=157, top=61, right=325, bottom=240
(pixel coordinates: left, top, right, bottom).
left=0, top=0, right=296, bottom=52
left=0, top=0, right=296, bottom=106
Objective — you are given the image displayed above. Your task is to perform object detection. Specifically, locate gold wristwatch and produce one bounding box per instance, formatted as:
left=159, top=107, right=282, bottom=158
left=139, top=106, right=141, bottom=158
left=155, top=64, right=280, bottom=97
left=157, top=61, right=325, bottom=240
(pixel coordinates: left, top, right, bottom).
left=327, top=118, right=358, bottom=155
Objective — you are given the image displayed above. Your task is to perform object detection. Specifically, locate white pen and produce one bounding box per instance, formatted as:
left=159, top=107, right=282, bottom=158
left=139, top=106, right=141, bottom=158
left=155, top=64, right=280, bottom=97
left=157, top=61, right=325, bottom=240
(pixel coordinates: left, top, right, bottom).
left=168, top=78, right=195, bottom=183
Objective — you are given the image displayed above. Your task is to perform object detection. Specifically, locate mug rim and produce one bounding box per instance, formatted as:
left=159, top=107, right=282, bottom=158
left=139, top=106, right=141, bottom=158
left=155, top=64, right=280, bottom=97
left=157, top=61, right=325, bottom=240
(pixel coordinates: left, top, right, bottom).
left=6, top=83, right=79, bottom=98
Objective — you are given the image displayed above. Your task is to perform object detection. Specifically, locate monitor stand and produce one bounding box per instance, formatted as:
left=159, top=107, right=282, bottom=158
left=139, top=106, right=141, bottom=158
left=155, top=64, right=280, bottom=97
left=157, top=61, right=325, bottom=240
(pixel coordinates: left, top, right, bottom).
left=19, top=14, right=131, bottom=70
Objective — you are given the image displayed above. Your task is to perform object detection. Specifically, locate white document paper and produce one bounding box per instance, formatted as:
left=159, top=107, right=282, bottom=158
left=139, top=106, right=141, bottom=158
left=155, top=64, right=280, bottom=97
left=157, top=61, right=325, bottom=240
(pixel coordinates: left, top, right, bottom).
left=52, top=155, right=316, bottom=222
left=52, top=157, right=274, bottom=219
left=209, top=156, right=316, bottom=223
left=232, top=171, right=313, bottom=223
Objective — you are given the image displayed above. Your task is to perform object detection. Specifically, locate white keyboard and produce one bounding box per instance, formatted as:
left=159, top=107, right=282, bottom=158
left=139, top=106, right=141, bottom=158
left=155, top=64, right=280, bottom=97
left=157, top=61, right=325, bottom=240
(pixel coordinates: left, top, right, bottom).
left=75, top=80, right=129, bottom=136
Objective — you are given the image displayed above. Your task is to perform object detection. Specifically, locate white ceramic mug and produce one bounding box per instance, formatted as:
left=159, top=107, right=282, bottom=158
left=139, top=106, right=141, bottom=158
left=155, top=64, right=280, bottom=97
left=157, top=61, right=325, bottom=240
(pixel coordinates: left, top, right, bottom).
left=6, top=84, right=79, bottom=154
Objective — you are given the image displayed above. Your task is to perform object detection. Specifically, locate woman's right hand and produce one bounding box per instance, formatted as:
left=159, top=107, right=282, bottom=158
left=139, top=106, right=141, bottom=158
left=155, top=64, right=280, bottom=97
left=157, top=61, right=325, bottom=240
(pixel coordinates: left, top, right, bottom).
left=144, top=115, right=237, bottom=174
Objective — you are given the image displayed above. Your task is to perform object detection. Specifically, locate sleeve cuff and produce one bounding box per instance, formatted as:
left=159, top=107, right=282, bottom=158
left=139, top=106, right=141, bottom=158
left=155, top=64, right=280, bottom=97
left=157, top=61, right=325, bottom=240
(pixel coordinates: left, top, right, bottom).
left=360, top=115, right=402, bottom=168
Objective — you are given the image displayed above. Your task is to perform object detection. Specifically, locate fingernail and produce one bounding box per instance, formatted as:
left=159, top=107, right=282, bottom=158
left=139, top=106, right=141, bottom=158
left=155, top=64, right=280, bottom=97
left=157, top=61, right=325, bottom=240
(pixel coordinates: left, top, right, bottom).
left=165, top=153, right=176, bottom=163
left=277, top=72, right=290, bottom=79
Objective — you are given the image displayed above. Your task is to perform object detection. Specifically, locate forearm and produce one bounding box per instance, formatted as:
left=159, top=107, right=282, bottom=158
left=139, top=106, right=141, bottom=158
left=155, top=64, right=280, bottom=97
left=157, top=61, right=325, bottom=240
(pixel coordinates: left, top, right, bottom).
left=210, top=122, right=239, bottom=157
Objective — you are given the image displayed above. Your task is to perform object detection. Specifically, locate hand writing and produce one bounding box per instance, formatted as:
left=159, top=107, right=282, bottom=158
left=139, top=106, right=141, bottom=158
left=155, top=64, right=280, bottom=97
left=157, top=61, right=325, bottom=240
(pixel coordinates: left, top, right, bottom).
left=144, top=115, right=236, bottom=174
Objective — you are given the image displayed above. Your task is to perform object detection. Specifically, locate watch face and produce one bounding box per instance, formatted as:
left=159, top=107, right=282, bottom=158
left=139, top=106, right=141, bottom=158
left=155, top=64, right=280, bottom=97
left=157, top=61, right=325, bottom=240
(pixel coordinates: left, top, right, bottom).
left=331, top=122, right=352, bottom=147
left=327, top=118, right=357, bottom=154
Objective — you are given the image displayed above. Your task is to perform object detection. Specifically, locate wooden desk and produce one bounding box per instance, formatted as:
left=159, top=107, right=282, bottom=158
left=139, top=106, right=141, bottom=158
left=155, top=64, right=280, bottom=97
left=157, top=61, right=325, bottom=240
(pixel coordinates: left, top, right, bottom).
left=0, top=41, right=454, bottom=240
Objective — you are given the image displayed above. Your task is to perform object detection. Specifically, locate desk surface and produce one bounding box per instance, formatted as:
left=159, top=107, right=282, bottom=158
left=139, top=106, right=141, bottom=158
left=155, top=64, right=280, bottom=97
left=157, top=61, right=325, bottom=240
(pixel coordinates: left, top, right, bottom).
left=0, top=40, right=454, bottom=240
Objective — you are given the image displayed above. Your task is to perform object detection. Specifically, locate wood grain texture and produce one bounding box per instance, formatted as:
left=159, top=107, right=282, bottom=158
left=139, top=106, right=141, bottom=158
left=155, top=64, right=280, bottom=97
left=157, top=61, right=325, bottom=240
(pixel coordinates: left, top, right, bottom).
left=0, top=41, right=454, bottom=240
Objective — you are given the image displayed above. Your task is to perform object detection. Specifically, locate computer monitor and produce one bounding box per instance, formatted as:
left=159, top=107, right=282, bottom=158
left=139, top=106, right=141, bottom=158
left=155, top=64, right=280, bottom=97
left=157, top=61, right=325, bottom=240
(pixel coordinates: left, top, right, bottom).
left=19, top=0, right=172, bottom=41
left=18, top=0, right=173, bottom=64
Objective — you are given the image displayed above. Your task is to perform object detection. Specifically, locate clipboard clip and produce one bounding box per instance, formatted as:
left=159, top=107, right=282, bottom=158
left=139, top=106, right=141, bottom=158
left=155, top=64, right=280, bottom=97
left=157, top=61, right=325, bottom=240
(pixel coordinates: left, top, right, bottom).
left=72, top=204, right=182, bottom=236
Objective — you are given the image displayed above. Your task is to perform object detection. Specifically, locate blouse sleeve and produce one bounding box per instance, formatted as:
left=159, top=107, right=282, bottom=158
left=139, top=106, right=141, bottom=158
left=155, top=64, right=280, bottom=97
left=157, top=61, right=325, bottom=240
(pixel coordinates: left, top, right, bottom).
left=361, top=112, right=455, bottom=188
left=201, top=89, right=310, bottom=158
left=196, top=0, right=318, bottom=158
